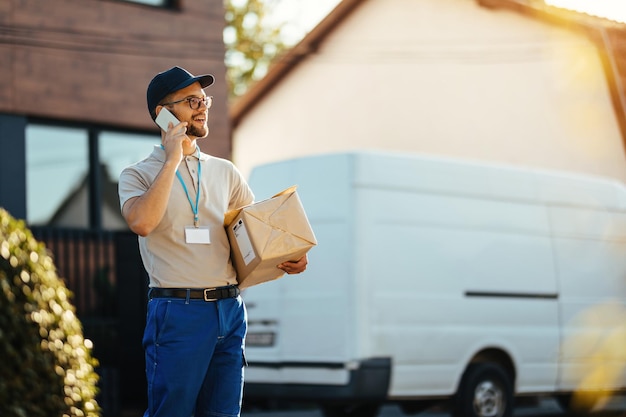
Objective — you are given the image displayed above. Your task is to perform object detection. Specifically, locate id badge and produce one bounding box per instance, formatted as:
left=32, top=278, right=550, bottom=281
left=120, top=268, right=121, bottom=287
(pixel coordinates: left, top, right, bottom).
left=185, top=226, right=211, bottom=244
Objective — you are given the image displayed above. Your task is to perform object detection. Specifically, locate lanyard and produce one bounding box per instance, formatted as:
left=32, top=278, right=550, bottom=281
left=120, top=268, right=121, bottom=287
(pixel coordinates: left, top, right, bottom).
left=161, top=145, right=202, bottom=227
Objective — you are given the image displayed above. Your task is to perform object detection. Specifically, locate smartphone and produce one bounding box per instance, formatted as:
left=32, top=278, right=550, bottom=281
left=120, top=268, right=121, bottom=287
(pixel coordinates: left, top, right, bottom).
left=155, top=108, right=180, bottom=131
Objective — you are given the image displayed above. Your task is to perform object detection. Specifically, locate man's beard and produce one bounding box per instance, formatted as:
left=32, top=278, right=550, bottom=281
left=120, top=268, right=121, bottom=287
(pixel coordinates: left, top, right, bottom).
left=188, top=123, right=208, bottom=138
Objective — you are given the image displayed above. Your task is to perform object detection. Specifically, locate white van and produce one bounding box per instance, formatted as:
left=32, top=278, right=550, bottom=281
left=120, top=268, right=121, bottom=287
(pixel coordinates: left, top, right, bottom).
left=241, top=151, right=626, bottom=417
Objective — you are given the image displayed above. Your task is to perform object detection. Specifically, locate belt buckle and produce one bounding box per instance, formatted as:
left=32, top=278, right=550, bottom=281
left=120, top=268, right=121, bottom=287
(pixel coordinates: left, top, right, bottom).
left=203, top=288, right=218, bottom=302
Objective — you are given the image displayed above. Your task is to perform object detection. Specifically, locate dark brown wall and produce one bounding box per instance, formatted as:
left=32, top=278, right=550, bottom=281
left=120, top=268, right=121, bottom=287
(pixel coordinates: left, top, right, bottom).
left=0, top=0, right=231, bottom=157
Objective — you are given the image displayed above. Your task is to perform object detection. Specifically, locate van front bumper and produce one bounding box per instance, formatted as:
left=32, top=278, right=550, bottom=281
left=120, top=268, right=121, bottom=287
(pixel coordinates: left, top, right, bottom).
left=243, top=357, right=391, bottom=401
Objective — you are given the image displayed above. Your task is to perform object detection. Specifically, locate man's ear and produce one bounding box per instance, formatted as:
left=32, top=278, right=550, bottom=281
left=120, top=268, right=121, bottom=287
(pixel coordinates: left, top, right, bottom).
left=155, top=105, right=163, bottom=117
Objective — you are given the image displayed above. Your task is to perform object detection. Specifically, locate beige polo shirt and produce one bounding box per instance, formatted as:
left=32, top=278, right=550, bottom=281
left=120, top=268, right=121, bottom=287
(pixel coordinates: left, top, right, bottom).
left=118, top=146, right=254, bottom=289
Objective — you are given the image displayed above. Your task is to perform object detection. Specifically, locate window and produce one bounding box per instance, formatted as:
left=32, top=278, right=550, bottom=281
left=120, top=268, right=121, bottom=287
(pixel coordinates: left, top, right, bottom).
left=99, top=131, right=159, bottom=230
left=26, top=123, right=159, bottom=230
left=119, top=0, right=171, bottom=6
left=26, top=125, right=89, bottom=227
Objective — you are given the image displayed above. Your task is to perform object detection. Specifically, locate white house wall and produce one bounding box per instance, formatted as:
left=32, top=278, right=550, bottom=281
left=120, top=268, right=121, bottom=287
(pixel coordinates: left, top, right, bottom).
left=232, top=0, right=626, bottom=183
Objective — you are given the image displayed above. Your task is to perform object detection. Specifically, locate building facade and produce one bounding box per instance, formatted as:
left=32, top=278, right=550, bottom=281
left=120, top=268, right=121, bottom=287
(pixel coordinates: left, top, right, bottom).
left=231, top=0, right=626, bottom=183
left=0, top=0, right=230, bottom=413
left=0, top=0, right=231, bottom=226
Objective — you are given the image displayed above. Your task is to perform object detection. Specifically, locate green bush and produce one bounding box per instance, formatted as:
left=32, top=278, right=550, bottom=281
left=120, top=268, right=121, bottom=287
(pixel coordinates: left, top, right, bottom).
left=0, top=208, right=100, bottom=417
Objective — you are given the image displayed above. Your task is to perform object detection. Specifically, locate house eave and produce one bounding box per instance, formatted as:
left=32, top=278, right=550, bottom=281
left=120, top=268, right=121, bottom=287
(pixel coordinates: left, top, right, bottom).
left=229, top=0, right=366, bottom=128
left=477, top=0, right=626, bottom=164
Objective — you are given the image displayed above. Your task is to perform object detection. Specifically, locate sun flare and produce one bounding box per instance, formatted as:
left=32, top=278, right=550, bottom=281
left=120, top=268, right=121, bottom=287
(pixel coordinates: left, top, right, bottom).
left=545, top=0, right=626, bottom=23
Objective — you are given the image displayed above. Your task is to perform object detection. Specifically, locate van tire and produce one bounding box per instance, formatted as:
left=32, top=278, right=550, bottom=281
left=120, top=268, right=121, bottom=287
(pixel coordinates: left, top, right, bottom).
left=321, top=403, right=380, bottom=417
left=453, top=362, right=514, bottom=417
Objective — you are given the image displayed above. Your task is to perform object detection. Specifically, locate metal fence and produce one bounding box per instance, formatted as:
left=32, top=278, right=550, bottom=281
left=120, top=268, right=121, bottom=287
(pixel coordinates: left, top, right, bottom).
left=30, top=227, right=117, bottom=317
left=30, top=227, right=147, bottom=416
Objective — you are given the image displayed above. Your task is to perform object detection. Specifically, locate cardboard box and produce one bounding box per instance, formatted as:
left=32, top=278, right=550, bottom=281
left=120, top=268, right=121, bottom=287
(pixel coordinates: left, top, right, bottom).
left=224, top=186, right=317, bottom=289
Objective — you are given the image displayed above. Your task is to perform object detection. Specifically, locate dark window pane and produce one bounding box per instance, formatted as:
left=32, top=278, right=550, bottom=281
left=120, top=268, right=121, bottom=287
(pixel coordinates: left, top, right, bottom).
left=99, top=131, right=159, bottom=230
left=26, top=125, right=89, bottom=227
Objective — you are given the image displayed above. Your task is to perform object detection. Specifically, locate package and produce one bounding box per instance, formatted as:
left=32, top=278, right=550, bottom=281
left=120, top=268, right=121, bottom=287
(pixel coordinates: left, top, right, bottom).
left=224, top=186, right=317, bottom=289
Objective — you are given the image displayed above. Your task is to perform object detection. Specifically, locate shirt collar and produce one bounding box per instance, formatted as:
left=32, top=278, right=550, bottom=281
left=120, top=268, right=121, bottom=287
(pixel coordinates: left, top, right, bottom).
left=153, top=145, right=209, bottom=162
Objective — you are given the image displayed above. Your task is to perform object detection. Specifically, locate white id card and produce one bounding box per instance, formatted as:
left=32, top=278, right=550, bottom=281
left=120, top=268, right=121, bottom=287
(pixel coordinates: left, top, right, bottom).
left=185, top=226, right=211, bottom=244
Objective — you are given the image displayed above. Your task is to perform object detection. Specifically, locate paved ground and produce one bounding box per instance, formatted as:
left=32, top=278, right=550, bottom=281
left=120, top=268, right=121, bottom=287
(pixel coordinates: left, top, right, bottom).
left=241, top=396, right=626, bottom=417
left=113, top=395, right=626, bottom=417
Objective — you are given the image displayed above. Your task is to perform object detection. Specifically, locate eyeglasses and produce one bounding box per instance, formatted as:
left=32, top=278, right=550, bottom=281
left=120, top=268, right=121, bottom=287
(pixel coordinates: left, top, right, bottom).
left=160, top=96, right=213, bottom=110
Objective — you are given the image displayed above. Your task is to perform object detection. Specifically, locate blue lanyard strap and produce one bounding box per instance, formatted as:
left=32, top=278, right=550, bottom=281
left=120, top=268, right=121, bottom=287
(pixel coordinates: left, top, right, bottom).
left=161, top=145, right=202, bottom=227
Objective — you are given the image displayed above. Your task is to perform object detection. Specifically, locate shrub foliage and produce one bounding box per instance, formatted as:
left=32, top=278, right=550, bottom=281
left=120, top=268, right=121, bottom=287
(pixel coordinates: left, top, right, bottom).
left=0, top=208, right=100, bottom=417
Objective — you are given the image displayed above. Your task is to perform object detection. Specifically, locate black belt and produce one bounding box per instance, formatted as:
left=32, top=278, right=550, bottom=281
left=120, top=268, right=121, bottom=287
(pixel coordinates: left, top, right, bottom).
left=149, top=286, right=240, bottom=301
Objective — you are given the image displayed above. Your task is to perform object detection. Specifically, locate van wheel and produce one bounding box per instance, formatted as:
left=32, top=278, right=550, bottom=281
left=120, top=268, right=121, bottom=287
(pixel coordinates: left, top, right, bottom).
left=321, top=403, right=380, bottom=417
left=453, top=362, right=513, bottom=417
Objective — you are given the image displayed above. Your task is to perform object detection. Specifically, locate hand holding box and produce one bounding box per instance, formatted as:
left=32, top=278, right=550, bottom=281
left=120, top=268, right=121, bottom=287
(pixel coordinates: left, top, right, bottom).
left=224, top=186, right=317, bottom=289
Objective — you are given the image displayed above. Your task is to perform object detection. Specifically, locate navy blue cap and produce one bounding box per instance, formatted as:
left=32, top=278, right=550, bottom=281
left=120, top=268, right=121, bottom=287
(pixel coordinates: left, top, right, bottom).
left=147, top=66, right=214, bottom=120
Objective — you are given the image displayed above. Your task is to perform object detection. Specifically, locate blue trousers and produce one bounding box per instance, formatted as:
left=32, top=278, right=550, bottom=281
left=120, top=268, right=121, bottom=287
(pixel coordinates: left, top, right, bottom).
left=142, top=295, right=247, bottom=417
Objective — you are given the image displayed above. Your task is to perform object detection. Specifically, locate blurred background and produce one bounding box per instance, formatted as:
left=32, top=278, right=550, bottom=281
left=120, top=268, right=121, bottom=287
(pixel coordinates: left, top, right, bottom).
left=0, top=0, right=625, bottom=416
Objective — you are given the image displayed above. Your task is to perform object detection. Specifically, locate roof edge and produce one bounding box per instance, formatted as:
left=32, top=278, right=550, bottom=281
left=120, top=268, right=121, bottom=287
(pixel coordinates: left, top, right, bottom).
left=229, top=0, right=365, bottom=128
left=477, top=0, right=626, bottom=166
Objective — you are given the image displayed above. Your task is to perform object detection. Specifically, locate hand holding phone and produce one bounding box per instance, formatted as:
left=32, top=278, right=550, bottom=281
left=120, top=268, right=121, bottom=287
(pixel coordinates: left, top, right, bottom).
left=155, top=108, right=180, bottom=132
